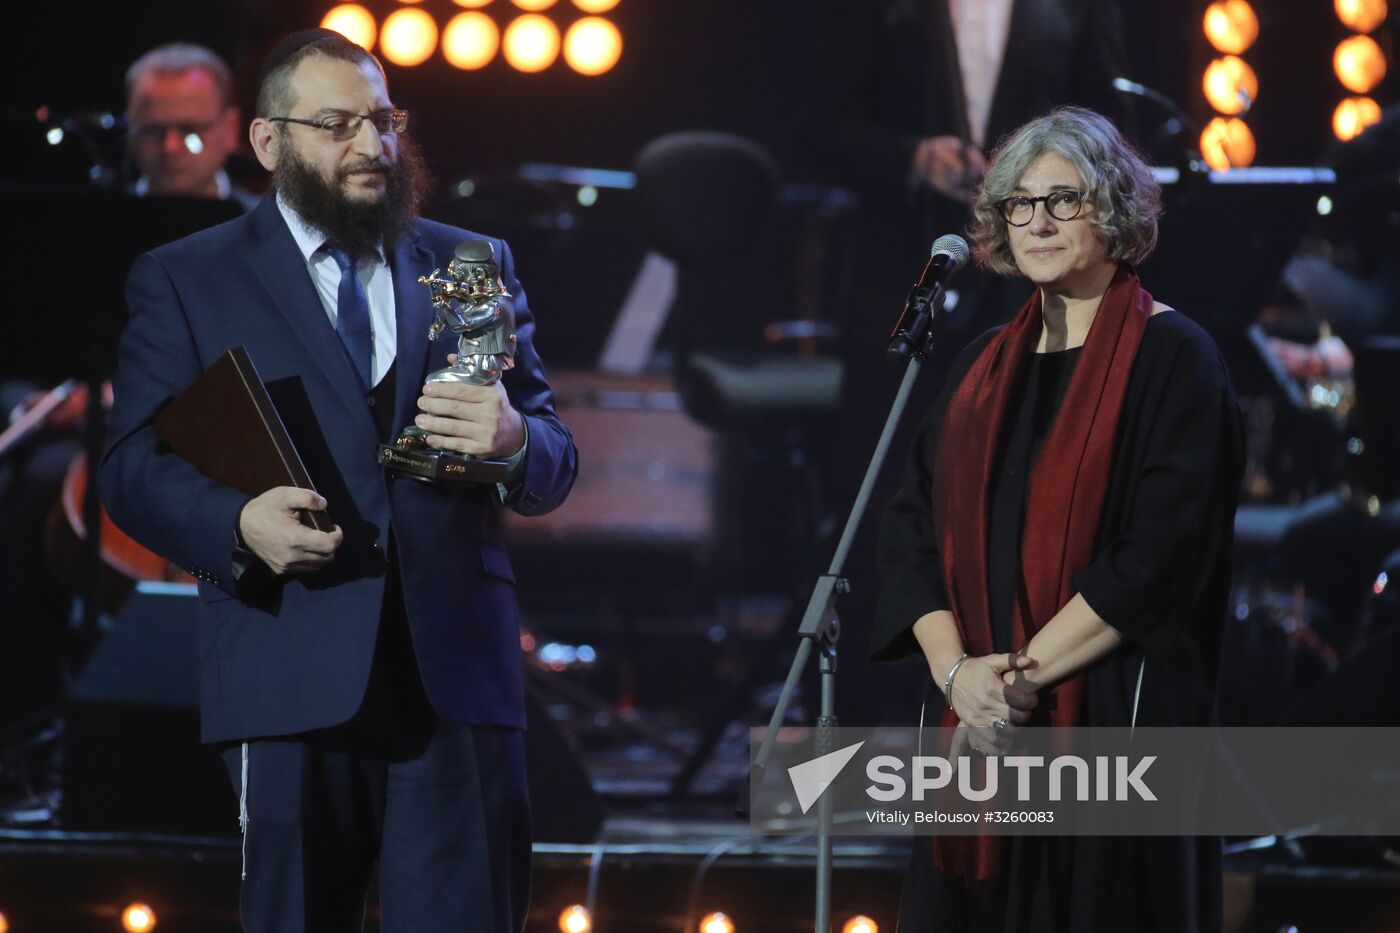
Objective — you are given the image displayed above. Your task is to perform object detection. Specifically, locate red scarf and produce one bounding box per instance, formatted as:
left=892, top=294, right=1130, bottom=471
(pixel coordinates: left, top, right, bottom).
left=930, top=264, right=1151, bottom=881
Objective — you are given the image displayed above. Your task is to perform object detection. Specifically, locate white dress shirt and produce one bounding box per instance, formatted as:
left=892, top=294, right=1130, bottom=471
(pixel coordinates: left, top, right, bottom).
left=268, top=193, right=527, bottom=506
left=135, top=169, right=233, bottom=199
left=949, top=0, right=1015, bottom=149
left=276, top=193, right=398, bottom=387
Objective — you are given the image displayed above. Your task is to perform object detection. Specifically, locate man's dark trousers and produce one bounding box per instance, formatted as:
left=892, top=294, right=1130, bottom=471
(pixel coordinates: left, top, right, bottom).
left=220, top=555, right=530, bottom=933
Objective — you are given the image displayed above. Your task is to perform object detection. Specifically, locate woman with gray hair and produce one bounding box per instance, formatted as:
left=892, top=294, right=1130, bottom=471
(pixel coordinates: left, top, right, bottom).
left=870, top=107, right=1243, bottom=931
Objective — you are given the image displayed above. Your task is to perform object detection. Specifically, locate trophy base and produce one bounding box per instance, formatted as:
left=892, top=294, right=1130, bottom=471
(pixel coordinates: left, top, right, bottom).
left=378, top=443, right=510, bottom=484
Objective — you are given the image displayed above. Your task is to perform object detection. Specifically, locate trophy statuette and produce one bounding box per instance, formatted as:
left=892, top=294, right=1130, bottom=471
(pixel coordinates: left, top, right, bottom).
left=378, top=239, right=518, bottom=483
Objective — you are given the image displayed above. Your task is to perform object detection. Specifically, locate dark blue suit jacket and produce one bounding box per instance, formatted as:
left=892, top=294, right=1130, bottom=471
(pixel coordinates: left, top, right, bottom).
left=99, top=196, right=577, bottom=744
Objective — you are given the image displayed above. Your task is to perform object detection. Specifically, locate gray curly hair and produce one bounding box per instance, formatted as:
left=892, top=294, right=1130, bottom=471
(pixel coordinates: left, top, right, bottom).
left=969, top=106, right=1162, bottom=276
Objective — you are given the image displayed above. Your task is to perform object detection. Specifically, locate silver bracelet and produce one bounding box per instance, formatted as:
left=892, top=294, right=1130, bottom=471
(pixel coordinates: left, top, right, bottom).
left=943, top=652, right=970, bottom=698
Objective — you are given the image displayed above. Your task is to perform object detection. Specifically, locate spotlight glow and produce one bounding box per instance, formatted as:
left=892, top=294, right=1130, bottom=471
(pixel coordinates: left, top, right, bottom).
left=1200, top=116, right=1256, bottom=171
left=454, top=0, right=495, bottom=6
left=1336, top=0, right=1388, bottom=32
left=573, top=0, right=621, bottom=10
left=380, top=7, right=439, bottom=66
left=513, top=0, right=559, bottom=9
left=122, top=903, right=158, bottom=933
left=558, top=905, right=591, bottom=933
left=1204, top=1, right=1259, bottom=55
left=443, top=12, right=500, bottom=69
left=1203, top=55, right=1258, bottom=115
left=842, top=917, right=879, bottom=933
left=503, top=14, right=561, bottom=72
left=1333, top=95, right=1383, bottom=140
left=563, top=16, right=623, bottom=75
left=1334, top=34, right=1387, bottom=94
left=0, top=910, right=8, bottom=933
left=701, top=913, right=736, bottom=933
left=320, top=4, right=378, bottom=51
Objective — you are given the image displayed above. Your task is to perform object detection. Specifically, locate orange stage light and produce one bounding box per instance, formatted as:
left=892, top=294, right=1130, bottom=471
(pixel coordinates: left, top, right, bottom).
left=1203, top=55, right=1259, bottom=115
left=1334, top=34, right=1387, bottom=94
left=1203, top=1, right=1259, bottom=55
left=0, top=910, right=9, bottom=933
left=503, top=14, right=561, bottom=72
left=513, top=0, right=559, bottom=9
left=1334, top=95, right=1383, bottom=139
left=842, top=917, right=879, bottom=933
left=700, top=913, right=736, bottom=933
left=443, top=12, right=500, bottom=69
left=1200, top=116, right=1256, bottom=171
left=381, top=8, right=439, bottom=67
left=558, top=905, right=592, bottom=933
left=320, top=4, right=378, bottom=51
left=573, top=0, right=622, bottom=11
left=454, top=0, right=495, bottom=7
left=564, top=17, right=623, bottom=75
left=122, top=903, right=158, bottom=933
left=1336, top=0, right=1389, bottom=32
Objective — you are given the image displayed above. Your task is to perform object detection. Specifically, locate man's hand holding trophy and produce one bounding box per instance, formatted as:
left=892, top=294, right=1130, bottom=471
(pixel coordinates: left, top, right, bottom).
left=378, top=240, right=522, bottom=483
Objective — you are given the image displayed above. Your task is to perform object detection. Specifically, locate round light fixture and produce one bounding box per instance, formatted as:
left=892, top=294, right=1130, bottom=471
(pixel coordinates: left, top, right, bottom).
left=443, top=12, right=500, bottom=69
left=700, top=913, right=736, bottom=933
left=320, top=4, right=378, bottom=51
left=1333, top=95, right=1383, bottom=140
left=1204, top=1, right=1259, bottom=55
left=1200, top=116, right=1257, bottom=171
left=381, top=7, right=439, bottom=67
left=503, top=14, right=562, bottom=72
left=558, top=905, right=591, bottom=933
left=122, top=903, right=158, bottom=933
left=1334, top=34, right=1387, bottom=94
left=564, top=17, right=623, bottom=75
left=1335, top=0, right=1389, bottom=33
left=1203, top=55, right=1259, bottom=115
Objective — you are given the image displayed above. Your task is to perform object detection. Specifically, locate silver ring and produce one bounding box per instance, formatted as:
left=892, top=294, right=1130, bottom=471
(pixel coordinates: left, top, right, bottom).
left=993, top=718, right=1009, bottom=735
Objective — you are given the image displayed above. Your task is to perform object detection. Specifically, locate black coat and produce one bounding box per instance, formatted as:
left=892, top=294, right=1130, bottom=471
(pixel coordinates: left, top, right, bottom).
left=823, top=0, right=1134, bottom=212
left=870, top=307, right=1245, bottom=932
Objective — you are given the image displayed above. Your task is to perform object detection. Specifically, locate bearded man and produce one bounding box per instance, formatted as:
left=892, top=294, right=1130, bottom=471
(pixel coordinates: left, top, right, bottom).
left=98, top=29, right=576, bottom=933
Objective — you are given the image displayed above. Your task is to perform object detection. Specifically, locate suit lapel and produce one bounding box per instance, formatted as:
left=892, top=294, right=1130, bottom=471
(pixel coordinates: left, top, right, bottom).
left=986, top=0, right=1032, bottom=149
left=930, top=0, right=973, bottom=143
left=241, top=197, right=379, bottom=442
left=389, top=229, right=438, bottom=439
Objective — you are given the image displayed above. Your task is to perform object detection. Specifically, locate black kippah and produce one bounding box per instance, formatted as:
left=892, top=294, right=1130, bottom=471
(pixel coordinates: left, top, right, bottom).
left=257, top=27, right=344, bottom=88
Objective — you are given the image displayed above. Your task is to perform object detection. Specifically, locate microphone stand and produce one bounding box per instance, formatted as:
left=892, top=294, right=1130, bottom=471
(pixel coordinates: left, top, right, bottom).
left=741, top=280, right=948, bottom=933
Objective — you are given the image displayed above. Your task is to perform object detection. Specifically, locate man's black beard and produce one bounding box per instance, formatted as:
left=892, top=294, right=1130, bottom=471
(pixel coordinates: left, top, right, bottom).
left=274, top=131, right=430, bottom=258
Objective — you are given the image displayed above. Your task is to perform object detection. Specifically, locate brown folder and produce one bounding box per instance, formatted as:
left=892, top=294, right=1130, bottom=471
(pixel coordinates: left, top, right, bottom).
left=154, top=346, right=331, bottom=531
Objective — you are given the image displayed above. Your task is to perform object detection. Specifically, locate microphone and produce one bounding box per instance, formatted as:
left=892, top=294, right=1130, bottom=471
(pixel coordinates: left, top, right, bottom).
left=887, top=234, right=970, bottom=362
left=1110, top=77, right=1210, bottom=177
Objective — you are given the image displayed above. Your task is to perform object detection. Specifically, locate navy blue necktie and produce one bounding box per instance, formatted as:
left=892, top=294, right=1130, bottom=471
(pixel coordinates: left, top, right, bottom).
left=326, top=246, right=374, bottom=390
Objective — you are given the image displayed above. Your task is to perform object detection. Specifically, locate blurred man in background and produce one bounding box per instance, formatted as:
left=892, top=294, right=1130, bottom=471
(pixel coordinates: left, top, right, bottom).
left=124, top=41, right=259, bottom=209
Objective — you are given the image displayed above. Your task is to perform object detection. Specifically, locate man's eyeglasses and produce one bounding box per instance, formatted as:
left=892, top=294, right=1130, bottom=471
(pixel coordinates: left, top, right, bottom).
left=998, top=190, right=1087, bottom=226
left=128, top=119, right=222, bottom=153
left=268, top=109, right=409, bottom=143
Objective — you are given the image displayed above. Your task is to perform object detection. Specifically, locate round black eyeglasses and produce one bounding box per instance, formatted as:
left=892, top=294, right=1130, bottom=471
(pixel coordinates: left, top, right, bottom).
left=998, top=190, right=1087, bottom=226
